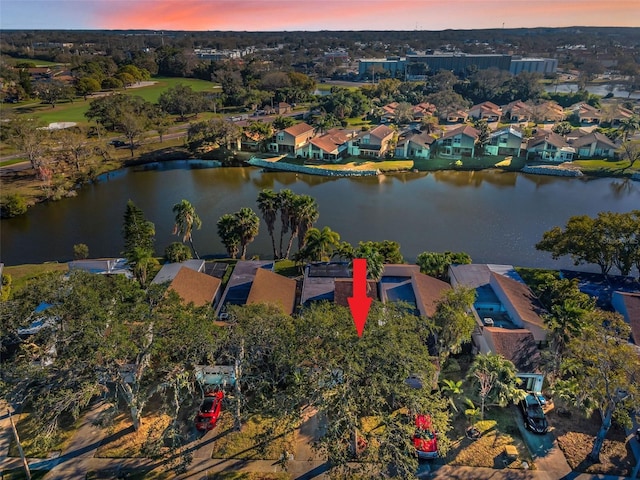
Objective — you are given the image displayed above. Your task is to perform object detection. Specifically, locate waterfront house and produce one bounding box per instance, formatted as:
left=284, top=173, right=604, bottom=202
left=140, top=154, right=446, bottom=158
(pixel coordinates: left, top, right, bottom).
left=570, top=102, right=601, bottom=124
left=216, top=260, right=274, bottom=317
left=395, top=129, right=436, bottom=159
left=246, top=268, right=297, bottom=315
left=68, top=258, right=132, bottom=278
left=531, top=100, right=565, bottom=124
left=568, top=131, right=618, bottom=159
left=348, top=124, right=394, bottom=158
left=305, top=128, right=355, bottom=162
left=152, top=259, right=206, bottom=284
left=168, top=267, right=222, bottom=308
left=449, top=263, right=547, bottom=391
left=269, top=122, right=315, bottom=157
left=486, top=126, right=523, bottom=157
left=435, top=125, right=479, bottom=158
left=301, top=262, right=351, bottom=305
left=526, top=131, right=575, bottom=162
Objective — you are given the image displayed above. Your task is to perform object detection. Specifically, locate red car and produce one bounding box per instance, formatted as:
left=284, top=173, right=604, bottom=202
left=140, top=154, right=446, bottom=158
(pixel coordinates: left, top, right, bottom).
left=413, top=414, right=438, bottom=460
left=195, top=390, right=224, bottom=431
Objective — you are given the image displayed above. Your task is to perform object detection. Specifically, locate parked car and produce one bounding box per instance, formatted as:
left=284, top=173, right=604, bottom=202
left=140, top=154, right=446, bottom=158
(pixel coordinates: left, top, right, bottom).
left=109, top=139, right=127, bottom=148
left=413, top=414, right=438, bottom=459
left=533, top=391, right=547, bottom=407
left=519, top=394, right=548, bottom=434
left=195, top=389, right=224, bottom=431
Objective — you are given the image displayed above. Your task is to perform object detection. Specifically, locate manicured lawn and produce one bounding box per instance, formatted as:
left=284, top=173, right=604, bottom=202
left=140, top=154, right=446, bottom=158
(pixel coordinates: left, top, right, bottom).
left=413, top=155, right=526, bottom=172
left=573, top=158, right=639, bottom=175
left=274, top=259, right=302, bottom=277
left=0, top=158, right=28, bottom=167
left=4, top=263, right=69, bottom=294
left=124, top=76, right=220, bottom=104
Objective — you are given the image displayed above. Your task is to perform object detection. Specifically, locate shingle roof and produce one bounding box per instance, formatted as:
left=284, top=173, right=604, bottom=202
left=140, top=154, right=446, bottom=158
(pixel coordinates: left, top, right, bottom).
left=490, top=273, right=546, bottom=330
left=485, top=327, right=541, bottom=373
left=168, top=267, right=221, bottom=307
left=569, top=132, right=618, bottom=149
left=527, top=131, right=570, bottom=149
left=369, top=124, right=394, bottom=140
left=441, top=125, right=479, bottom=141
left=616, top=291, right=640, bottom=346
left=246, top=268, right=297, bottom=315
left=412, top=273, right=452, bottom=317
left=283, top=122, right=314, bottom=137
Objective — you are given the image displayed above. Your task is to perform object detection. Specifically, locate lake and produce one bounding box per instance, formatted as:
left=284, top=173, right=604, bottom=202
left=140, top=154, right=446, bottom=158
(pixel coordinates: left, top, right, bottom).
left=2, top=163, right=639, bottom=269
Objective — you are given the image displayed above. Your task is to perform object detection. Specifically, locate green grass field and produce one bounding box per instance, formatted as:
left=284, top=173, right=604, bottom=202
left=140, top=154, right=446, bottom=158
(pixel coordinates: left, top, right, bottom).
left=9, top=77, right=220, bottom=126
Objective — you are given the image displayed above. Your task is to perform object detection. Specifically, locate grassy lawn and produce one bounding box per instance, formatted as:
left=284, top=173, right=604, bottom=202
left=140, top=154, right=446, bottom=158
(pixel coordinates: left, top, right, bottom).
left=274, top=259, right=302, bottom=278
left=0, top=158, right=28, bottom=167
left=548, top=404, right=634, bottom=476
left=310, top=159, right=413, bottom=172
left=573, top=158, right=639, bottom=176
left=413, top=155, right=527, bottom=172
left=95, top=411, right=172, bottom=458
left=8, top=412, right=80, bottom=458
left=124, top=77, right=220, bottom=104
left=210, top=412, right=296, bottom=460
left=445, top=408, right=534, bottom=470
left=4, top=263, right=69, bottom=293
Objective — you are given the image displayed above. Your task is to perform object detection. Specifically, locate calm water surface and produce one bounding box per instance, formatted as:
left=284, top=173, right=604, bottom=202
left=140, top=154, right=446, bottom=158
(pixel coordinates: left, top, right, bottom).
left=2, top=163, right=640, bottom=269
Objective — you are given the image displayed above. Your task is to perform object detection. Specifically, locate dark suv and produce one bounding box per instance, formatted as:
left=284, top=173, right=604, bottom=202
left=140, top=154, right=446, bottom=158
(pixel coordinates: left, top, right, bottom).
left=519, top=393, right=548, bottom=434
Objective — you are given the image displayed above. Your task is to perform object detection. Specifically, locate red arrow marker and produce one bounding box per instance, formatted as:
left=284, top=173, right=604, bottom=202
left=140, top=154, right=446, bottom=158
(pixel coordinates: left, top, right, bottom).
left=348, top=258, right=372, bottom=338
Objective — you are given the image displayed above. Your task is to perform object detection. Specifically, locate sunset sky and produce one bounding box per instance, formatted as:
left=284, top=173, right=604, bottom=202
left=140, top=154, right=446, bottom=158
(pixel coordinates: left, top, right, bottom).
left=1, top=0, right=638, bottom=31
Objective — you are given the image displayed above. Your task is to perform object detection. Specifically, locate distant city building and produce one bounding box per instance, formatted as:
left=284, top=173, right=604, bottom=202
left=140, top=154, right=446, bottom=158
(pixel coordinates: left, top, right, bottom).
left=509, top=57, right=558, bottom=75
left=358, top=53, right=557, bottom=80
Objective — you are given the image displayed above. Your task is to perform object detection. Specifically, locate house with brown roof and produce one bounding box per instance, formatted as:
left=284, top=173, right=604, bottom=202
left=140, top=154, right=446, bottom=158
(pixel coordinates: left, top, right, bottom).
left=526, top=131, right=575, bottom=162
left=394, top=130, right=436, bottom=159
left=502, top=100, right=533, bottom=123
left=334, top=278, right=379, bottom=307
left=275, top=102, right=292, bottom=115
left=530, top=101, right=565, bottom=123
left=467, top=101, right=502, bottom=122
left=442, top=109, right=468, bottom=124
left=449, top=263, right=546, bottom=391
left=570, top=102, right=601, bottom=124
left=611, top=291, right=640, bottom=347
left=246, top=268, right=297, bottom=315
left=435, top=125, right=479, bottom=158
left=168, top=267, right=222, bottom=308
left=348, top=124, right=394, bottom=158
left=269, top=122, right=316, bottom=157
left=568, top=131, right=618, bottom=159
left=216, top=260, right=274, bottom=317
left=609, top=105, right=635, bottom=127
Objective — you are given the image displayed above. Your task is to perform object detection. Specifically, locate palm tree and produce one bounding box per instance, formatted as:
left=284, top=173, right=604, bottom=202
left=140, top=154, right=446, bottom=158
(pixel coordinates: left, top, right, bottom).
left=466, top=353, right=526, bottom=420
left=256, top=189, right=280, bottom=259
left=440, top=379, right=464, bottom=412
left=303, top=226, right=341, bottom=262
left=234, top=207, right=260, bottom=260
left=352, top=243, right=385, bottom=282
left=277, top=189, right=295, bottom=258
left=217, top=214, right=240, bottom=259
left=172, top=199, right=202, bottom=259
left=293, top=194, right=319, bottom=253
left=618, top=115, right=640, bottom=142
left=129, top=246, right=159, bottom=287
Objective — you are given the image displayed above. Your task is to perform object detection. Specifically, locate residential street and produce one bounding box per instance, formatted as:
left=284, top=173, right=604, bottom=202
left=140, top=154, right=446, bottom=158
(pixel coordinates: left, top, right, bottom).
left=2, top=399, right=639, bottom=479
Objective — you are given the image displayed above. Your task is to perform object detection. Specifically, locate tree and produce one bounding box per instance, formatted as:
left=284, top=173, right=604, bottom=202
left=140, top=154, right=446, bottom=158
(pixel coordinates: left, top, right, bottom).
left=73, top=243, right=89, bottom=260
left=75, top=76, right=101, bottom=100
left=272, top=115, right=296, bottom=130
left=129, top=246, right=159, bottom=286
left=432, top=287, right=476, bottom=363
left=256, top=189, right=281, bottom=259
left=474, top=120, right=490, bottom=157
left=164, top=242, right=192, bottom=263
left=158, top=84, right=206, bottom=121
left=617, top=115, right=640, bottom=142
left=35, top=79, right=73, bottom=108
left=466, top=353, right=526, bottom=420
left=353, top=242, right=385, bottom=282
left=556, top=311, right=640, bottom=462
left=234, top=207, right=260, bottom=260
left=0, top=193, right=28, bottom=218
left=217, top=213, right=241, bottom=259
left=7, top=117, right=49, bottom=171
left=553, top=121, right=574, bottom=136
left=277, top=189, right=295, bottom=259
left=416, top=251, right=472, bottom=281
left=299, top=226, right=341, bottom=262
left=122, top=200, right=155, bottom=264
left=617, top=140, right=640, bottom=171
left=172, top=200, right=202, bottom=259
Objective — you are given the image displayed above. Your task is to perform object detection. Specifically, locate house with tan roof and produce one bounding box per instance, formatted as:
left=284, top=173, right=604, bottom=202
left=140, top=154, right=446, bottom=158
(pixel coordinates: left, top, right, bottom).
left=502, top=100, right=533, bottom=123
left=609, top=105, right=635, bottom=127
left=348, top=124, right=394, bottom=158
left=246, top=268, right=297, bottom=315
left=530, top=101, right=565, bottom=123
left=568, top=131, right=618, bottom=159
left=269, top=122, right=315, bottom=157
left=442, top=109, right=468, bottom=124
left=570, top=102, right=601, bottom=124
left=435, top=125, right=479, bottom=158
left=526, top=131, right=575, bottom=162
left=467, top=101, right=502, bottom=122
left=168, top=267, right=222, bottom=308
left=334, top=278, right=379, bottom=308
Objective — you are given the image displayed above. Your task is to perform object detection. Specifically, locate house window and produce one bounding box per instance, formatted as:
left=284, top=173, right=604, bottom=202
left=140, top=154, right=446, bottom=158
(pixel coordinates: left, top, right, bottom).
left=443, top=139, right=452, bottom=146
left=453, top=137, right=461, bottom=145
left=499, top=137, right=508, bottom=145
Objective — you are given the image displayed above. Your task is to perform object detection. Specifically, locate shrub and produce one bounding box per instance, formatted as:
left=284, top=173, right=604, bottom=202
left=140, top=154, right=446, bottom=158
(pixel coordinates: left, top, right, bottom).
left=0, top=193, right=28, bottom=218
left=73, top=243, right=90, bottom=260
left=165, top=242, right=192, bottom=263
